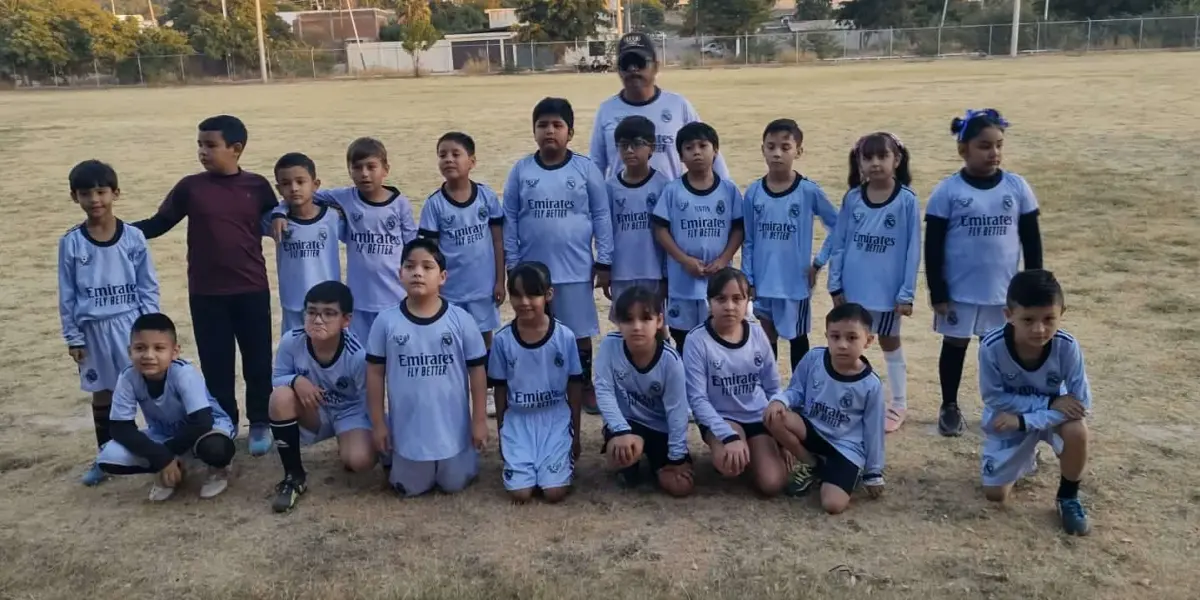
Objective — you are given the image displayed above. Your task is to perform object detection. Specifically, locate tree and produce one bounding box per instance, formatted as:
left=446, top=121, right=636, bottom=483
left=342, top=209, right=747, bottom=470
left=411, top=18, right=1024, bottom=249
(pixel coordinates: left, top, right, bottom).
left=430, top=1, right=488, bottom=33
left=834, top=0, right=953, bottom=29
left=400, top=17, right=440, bottom=74
left=163, top=0, right=292, bottom=68
left=627, top=0, right=664, bottom=29
left=515, top=0, right=610, bottom=42
left=793, top=0, right=831, bottom=21
left=679, top=0, right=771, bottom=37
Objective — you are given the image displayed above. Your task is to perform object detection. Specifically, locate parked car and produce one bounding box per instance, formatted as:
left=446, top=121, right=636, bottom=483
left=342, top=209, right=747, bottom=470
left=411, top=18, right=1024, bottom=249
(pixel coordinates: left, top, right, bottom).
left=700, top=41, right=724, bottom=58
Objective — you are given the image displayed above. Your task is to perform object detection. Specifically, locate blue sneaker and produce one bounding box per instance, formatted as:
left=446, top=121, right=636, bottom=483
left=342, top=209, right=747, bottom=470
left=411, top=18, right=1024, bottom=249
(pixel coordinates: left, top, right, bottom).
left=1056, top=497, right=1091, bottom=536
left=81, top=462, right=109, bottom=486
left=249, top=424, right=272, bottom=457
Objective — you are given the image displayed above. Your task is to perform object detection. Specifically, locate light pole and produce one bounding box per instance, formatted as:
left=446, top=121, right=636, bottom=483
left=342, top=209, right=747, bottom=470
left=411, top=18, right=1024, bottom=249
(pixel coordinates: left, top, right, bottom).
left=221, top=0, right=228, bottom=18
left=1044, top=0, right=1050, bottom=20
left=254, top=0, right=269, bottom=82
left=1009, top=0, right=1021, bottom=57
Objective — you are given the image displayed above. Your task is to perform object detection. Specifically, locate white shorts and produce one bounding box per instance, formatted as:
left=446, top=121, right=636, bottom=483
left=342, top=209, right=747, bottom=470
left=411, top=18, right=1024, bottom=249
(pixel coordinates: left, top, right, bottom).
left=549, top=282, right=599, bottom=338
left=450, top=298, right=501, bottom=333
left=753, top=297, right=811, bottom=340
left=281, top=309, right=305, bottom=335
left=389, top=446, right=478, bottom=496
left=500, top=408, right=573, bottom=491
left=96, top=423, right=236, bottom=469
left=608, top=278, right=664, bottom=323
left=299, top=401, right=373, bottom=445
left=351, top=309, right=380, bottom=342
left=933, top=302, right=1006, bottom=339
left=981, top=429, right=1063, bottom=487
left=77, top=311, right=139, bottom=393
left=869, top=309, right=903, bottom=337
left=665, top=297, right=709, bottom=331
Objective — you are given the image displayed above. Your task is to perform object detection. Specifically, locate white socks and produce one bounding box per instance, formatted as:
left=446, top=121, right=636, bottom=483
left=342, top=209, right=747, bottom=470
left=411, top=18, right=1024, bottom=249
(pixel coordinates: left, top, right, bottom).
left=883, top=348, right=907, bottom=410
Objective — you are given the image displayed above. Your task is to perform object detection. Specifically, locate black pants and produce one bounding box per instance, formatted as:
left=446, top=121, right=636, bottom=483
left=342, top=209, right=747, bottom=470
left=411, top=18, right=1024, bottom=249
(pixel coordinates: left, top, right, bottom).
left=189, top=291, right=272, bottom=428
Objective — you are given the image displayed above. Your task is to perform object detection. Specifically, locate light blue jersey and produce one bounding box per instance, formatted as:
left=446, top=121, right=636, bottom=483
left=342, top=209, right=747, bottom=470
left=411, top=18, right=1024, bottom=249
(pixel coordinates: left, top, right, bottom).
left=771, top=348, right=886, bottom=478
left=650, top=176, right=744, bottom=301
left=58, top=221, right=160, bottom=347
left=502, top=152, right=614, bottom=284
left=417, top=182, right=504, bottom=303
left=273, top=206, right=344, bottom=312
left=588, top=88, right=730, bottom=180
left=109, top=360, right=233, bottom=438
left=366, top=302, right=487, bottom=461
left=272, top=328, right=366, bottom=413
left=925, top=171, right=1039, bottom=306
left=608, top=169, right=671, bottom=282
left=741, top=175, right=838, bottom=301
left=593, top=333, right=690, bottom=462
left=683, top=320, right=780, bottom=441
left=827, top=184, right=922, bottom=312
left=979, top=325, right=1092, bottom=436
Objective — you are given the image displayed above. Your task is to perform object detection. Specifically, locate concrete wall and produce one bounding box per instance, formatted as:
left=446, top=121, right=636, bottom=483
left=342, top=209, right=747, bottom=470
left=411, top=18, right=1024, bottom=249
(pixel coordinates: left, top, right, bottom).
left=346, top=40, right=456, bottom=75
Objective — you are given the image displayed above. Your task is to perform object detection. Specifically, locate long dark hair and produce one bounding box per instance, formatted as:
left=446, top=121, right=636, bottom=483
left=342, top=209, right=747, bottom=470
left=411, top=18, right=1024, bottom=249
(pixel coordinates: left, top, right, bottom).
left=847, top=132, right=912, bottom=188
left=508, top=261, right=553, bottom=316
left=613, top=285, right=667, bottom=343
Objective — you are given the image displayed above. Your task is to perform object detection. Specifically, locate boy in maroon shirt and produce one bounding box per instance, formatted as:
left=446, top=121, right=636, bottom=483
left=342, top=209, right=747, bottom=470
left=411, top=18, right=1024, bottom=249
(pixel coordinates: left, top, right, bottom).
left=133, top=115, right=277, bottom=456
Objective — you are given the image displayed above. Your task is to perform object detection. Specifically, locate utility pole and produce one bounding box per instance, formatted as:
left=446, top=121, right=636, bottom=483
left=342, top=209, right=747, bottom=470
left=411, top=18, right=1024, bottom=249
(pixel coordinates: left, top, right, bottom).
left=147, top=0, right=156, bottom=23
left=221, top=0, right=228, bottom=19
left=1009, top=0, right=1020, bottom=56
left=254, top=0, right=269, bottom=82
left=1044, top=0, right=1050, bottom=20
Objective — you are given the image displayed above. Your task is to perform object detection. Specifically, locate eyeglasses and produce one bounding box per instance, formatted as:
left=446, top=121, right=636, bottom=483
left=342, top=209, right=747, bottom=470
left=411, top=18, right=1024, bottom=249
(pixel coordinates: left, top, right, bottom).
left=618, top=139, right=652, bottom=151
left=305, top=309, right=343, bottom=322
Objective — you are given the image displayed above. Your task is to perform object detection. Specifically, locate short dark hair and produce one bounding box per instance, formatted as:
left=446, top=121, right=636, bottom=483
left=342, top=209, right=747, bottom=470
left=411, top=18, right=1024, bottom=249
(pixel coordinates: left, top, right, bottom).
left=762, top=119, right=803, bottom=145
left=847, top=132, right=913, bottom=188
left=614, top=116, right=656, bottom=145
left=1006, top=269, right=1064, bottom=309
left=347, top=137, right=388, bottom=165
left=304, top=280, right=353, bottom=314
left=676, top=121, right=719, bottom=156
left=706, top=267, right=749, bottom=299
left=274, top=152, right=316, bottom=179
left=198, top=115, right=247, bottom=147
left=69, top=160, right=119, bottom=192
left=532, top=97, right=574, bottom=131
left=437, top=131, right=476, bottom=156
left=131, top=312, right=178, bottom=342
left=401, top=237, right=446, bottom=270
left=826, top=303, right=873, bottom=330
left=951, top=108, right=1008, bottom=143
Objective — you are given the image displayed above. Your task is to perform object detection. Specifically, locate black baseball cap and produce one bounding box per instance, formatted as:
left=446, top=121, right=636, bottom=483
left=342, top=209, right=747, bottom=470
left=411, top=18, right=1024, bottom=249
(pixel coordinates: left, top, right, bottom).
left=617, top=32, right=656, bottom=62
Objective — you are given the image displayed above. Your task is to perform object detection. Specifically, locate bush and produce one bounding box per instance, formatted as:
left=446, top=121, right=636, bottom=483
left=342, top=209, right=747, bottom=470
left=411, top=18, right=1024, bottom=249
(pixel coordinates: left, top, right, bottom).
left=803, top=31, right=840, bottom=59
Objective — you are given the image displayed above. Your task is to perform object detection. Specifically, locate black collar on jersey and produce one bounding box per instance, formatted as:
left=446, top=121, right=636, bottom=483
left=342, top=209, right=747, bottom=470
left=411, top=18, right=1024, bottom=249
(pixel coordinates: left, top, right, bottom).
left=145, top=375, right=167, bottom=399
left=306, top=330, right=346, bottom=368
left=400, top=297, right=448, bottom=326
left=79, top=219, right=125, bottom=247
left=705, top=318, right=749, bottom=350
left=823, top=349, right=874, bottom=383
left=1003, top=323, right=1054, bottom=372
left=959, top=168, right=1004, bottom=191
left=534, top=150, right=572, bottom=171
left=617, top=168, right=657, bottom=189
left=682, top=173, right=721, bottom=196
left=624, top=338, right=664, bottom=374
left=761, top=172, right=802, bottom=199
left=512, top=317, right=556, bottom=349
left=286, top=205, right=329, bottom=226
left=618, top=85, right=662, bottom=107
left=860, top=180, right=903, bottom=209
left=357, top=185, right=403, bottom=207
left=441, top=181, right=479, bottom=208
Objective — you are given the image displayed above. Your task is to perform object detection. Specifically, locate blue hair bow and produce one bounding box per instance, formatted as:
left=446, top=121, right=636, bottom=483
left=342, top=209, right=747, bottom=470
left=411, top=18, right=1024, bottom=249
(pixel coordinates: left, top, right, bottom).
left=957, top=109, right=1010, bottom=141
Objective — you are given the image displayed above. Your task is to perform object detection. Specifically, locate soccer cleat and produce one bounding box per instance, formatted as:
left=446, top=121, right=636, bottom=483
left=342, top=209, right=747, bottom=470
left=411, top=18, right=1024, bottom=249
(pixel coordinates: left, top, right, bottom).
left=272, top=475, right=308, bottom=513
left=81, top=462, right=109, bottom=487
left=486, top=388, right=497, bottom=418
left=1057, top=498, right=1091, bottom=536
left=148, top=481, right=177, bottom=502
left=885, top=407, right=907, bottom=434
left=248, top=424, right=272, bottom=457
left=937, top=403, right=965, bottom=437
left=784, top=462, right=817, bottom=497
left=200, top=466, right=231, bottom=499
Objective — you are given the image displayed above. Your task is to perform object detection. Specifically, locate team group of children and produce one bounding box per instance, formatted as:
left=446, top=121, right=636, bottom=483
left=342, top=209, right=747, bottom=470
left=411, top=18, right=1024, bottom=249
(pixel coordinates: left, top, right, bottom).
left=58, top=100, right=1093, bottom=535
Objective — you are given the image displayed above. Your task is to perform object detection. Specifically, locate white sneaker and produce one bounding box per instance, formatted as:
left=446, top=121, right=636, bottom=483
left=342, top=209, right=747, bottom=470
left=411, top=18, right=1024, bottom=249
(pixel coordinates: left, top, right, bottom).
left=486, top=388, right=497, bottom=418
left=199, top=467, right=230, bottom=499
left=148, top=481, right=176, bottom=502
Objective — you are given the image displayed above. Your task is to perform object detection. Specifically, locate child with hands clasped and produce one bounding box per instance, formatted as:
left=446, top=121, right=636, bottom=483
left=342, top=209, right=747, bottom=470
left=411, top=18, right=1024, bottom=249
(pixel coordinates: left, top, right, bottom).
left=763, top=303, right=886, bottom=514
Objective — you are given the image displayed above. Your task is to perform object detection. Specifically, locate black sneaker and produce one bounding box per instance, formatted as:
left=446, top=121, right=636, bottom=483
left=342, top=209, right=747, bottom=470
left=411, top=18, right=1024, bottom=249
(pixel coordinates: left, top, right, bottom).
left=271, top=475, right=308, bottom=513
left=938, top=403, right=965, bottom=437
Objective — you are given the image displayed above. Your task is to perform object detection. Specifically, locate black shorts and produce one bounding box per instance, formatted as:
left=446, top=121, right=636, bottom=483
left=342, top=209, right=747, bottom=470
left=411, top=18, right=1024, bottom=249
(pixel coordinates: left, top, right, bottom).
left=601, top=421, right=682, bottom=472
left=799, top=414, right=861, bottom=495
left=698, top=419, right=768, bottom=442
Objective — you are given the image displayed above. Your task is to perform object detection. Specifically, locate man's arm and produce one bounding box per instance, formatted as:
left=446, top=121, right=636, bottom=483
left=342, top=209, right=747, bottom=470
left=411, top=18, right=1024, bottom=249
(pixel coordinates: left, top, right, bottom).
left=132, top=180, right=189, bottom=240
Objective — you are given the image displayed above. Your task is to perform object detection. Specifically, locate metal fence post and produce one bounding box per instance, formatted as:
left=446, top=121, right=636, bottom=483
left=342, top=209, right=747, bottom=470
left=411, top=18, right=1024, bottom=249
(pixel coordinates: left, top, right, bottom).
left=843, top=29, right=849, bottom=57
left=1086, top=19, right=1092, bottom=51
left=135, top=54, right=144, bottom=85
left=93, top=58, right=100, bottom=86
left=795, top=32, right=800, bottom=61
left=988, top=24, right=993, bottom=55
left=1138, top=16, right=1144, bottom=49
left=1194, top=14, right=1199, bottom=47
left=1036, top=21, right=1041, bottom=52
left=888, top=28, right=893, bottom=57
left=179, top=54, right=186, bottom=82
left=310, top=48, right=317, bottom=78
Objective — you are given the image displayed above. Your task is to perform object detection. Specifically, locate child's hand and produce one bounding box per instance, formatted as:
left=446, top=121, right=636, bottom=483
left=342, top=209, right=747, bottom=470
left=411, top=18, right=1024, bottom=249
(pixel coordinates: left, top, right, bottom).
left=720, top=439, right=750, bottom=476
left=292, top=376, right=323, bottom=410
left=493, top=281, right=506, bottom=307
left=372, top=424, right=391, bottom=455
left=897, top=303, right=913, bottom=317
left=68, top=347, right=87, bottom=364
left=594, top=270, right=611, bottom=296
left=932, top=302, right=949, bottom=316
left=780, top=446, right=795, bottom=472
left=1050, top=395, right=1087, bottom=420
left=271, top=218, right=288, bottom=243
left=471, top=419, right=489, bottom=452
left=704, top=256, right=730, bottom=274
left=992, top=412, right=1021, bottom=432
left=159, top=459, right=183, bottom=488
left=806, top=265, right=819, bottom=289
left=659, top=462, right=693, bottom=489
left=831, top=293, right=845, bottom=307
left=607, top=433, right=642, bottom=468
left=683, top=257, right=706, bottom=278
left=571, top=437, right=581, bottom=461
left=763, top=400, right=787, bottom=427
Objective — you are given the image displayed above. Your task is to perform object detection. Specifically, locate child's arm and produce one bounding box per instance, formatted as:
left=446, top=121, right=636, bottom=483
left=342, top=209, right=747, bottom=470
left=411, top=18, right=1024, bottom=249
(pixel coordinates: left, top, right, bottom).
left=923, top=183, right=951, bottom=307
left=682, top=339, right=738, bottom=442
left=270, top=336, right=300, bottom=388
left=898, top=195, right=922, bottom=308
left=164, top=366, right=221, bottom=456
left=134, top=239, right=161, bottom=315
left=57, top=236, right=84, bottom=350
left=662, top=355, right=692, bottom=464
left=756, top=326, right=782, bottom=397
left=1016, top=177, right=1043, bottom=269
left=710, top=186, right=745, bottom=270
left=108, top=374, right=176, bottom=471
left=365, top=316, right=390, bottom=453
left=398, top=195, right=418, bottom=244
left=740, top=187, right=757, bottom=290
left=593, top=341, right=632, bottom=434
left=862, top=381, right=886, bottom=487
left=566, top=342, right=584, bottom=457
left=460, top=318, right=490, bottom=446
left=132, top=180, right=189, bottom=240
left=501, top=167, right=522, bottom=273
left=486, top=187, right=506, bottom=303
left=416, top=198, right=440, bottom=240
left=978, top=346, right=1060, bottom=431
left=585, top=161, right=614, bottom=274
left=826, top=193, right=853, bottom=298
left=769, top=353, right=810, bottom=411
left=811, top=185, right=839, bottom=269
left=487, top=339, right=510, bottom=433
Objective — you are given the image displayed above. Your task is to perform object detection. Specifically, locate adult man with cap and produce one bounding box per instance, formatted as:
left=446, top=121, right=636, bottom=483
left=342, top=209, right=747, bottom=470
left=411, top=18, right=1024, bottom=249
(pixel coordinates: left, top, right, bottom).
left=588, top=32, right=731, bottom=180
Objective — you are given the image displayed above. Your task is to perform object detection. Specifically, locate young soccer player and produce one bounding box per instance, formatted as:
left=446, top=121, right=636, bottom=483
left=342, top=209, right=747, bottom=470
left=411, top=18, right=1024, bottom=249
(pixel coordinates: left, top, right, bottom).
left=133, top=115, right=279, bottom=456
left=828, top=132, right=920, bottom=433
left=268, top=281, right=374, bottom=513
left=95, top=313, right=237, bottom=501
left=651, top=122, right=744, bottom=353
left=417, top=132, right=505, bottom=415
left=595, top=286, right=693, bottom=497
left=366, top=239, right=488, bottom=497
left=271, top=152, right=343, bottom=333
left=274, top=137, right=418, bottom=341
left=502, top=98, right=613, bottom=414
left=605, top=116, right=671, bottom=320
left=763, top=303, right=886, bottom=514
left=978, top=269, right=1091, bottom=535
left=741, top=119, right=838, bottom=369
left=684, top=268, right=785, bottom=496
left=925, top=109, right=1043, bottom=437
left=488, top=262, right=584, bottom=503
left=59, top=160, right=161, bottom=486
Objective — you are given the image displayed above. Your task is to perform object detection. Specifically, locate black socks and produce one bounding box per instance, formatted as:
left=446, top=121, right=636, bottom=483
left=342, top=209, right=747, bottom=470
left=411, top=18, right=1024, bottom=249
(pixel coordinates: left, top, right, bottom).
left=270, top=419, right=305, bottom=480
left=1057, top=476, right=1080, bottom=500
left=92, top=402, right=112, bottom=449
left=788, top=335, right=810, bottom=370
left=939, top=340, right=969, bottom=407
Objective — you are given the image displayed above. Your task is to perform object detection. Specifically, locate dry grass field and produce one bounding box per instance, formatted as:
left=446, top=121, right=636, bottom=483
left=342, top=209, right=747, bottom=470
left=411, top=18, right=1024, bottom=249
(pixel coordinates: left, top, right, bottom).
left=0, top=53, right=1198, bottom=600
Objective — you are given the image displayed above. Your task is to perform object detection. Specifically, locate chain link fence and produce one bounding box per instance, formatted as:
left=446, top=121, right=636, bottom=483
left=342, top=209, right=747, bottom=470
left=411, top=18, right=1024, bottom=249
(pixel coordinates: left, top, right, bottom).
left=11, top=15, right=1199, bottom=87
